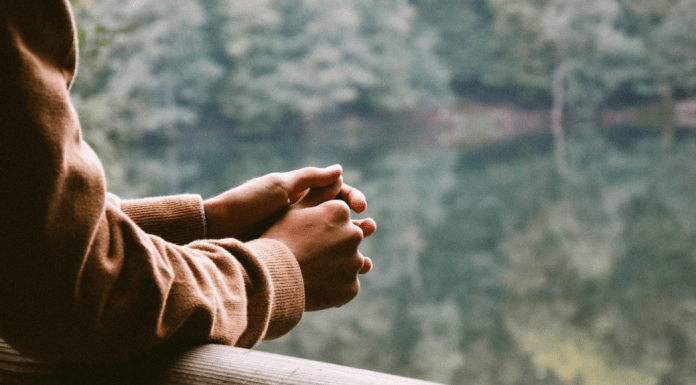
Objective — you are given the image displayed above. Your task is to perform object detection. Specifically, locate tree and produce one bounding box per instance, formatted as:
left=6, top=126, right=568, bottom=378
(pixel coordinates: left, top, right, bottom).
left=615, top=0, right=696, bottom=146
left=70, top=0, right=223, bottom=196
left=484, top=0, right=635, bottom=174
left=408, top=0, right=494, bottom=92
left=215, top=0, right=451, bottom=134
left=647, top=0, right=696, bottom=146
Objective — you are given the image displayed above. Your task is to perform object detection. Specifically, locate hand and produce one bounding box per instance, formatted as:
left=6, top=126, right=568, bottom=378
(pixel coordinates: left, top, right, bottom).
left=261, top=181, right=376, bottom=311
left=203, top=165, right=368, bottom=241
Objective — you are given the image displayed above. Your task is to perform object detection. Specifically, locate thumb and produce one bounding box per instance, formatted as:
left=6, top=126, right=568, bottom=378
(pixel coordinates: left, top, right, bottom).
left=284, top=165, right=343, bottom=203
left=294, top=179, right=343, bottom=209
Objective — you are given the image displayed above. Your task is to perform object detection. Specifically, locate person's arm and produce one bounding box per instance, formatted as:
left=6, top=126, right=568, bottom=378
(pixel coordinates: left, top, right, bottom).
left=118, top=165, right=369, bottom=245
left=0, top=0, right=304, bottom=363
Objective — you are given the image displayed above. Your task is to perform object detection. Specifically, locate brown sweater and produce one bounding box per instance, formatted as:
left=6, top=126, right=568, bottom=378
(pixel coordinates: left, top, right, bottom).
left=0, top=1, right=304, bottom=363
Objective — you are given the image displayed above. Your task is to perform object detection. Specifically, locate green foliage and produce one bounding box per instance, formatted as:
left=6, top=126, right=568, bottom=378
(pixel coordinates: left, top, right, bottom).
left=648, top=0, right=696, bottom=91
left=611, top=0, right=696, bottom=99
left=416, top=0, right=696, bottom=116
left=410, top=0, right=494, bottom=85
left=215, top=0, right=451, bottom=132
left=71, top=0, right=222, bottom=197
left=484, top=0, right=559, bottom=91
left=482, top=0, right=645, bottom=113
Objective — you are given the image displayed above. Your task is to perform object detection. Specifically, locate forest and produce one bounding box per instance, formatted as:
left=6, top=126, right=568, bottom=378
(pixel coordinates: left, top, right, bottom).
left=69, top=0, right=696, bottom=383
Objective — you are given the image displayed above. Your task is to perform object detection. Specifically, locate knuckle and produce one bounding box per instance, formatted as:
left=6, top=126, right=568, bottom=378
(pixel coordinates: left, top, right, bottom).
left=344, top=280, right=360, bottom=302
left=350, top=224, right=364, bottom=240
left=324, top=199, right=351, bottom=219
left=266, top=173, right=289, bottom=199
left=266, top=173, right=285, bottom=188
left=341, top=224, right=364, bottom=248
left=348, top=254, right=365, bottom=272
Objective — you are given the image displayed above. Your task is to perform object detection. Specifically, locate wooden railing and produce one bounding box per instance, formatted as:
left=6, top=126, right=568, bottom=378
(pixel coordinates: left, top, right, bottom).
left=0, top=339, right=443, bottom=384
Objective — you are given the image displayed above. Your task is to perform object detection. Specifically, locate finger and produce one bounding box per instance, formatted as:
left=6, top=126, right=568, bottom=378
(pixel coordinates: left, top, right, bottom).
left=359, top=256, right=372, bottom=275
left=288, top=189, right=309, bottom=204
left=352, top=218, right=376, bottom=237
left=295, top=179, right=343, bottom=209
left=338, top=184, right=367, bottom=213
left=283, top=165, right=343, bottom=203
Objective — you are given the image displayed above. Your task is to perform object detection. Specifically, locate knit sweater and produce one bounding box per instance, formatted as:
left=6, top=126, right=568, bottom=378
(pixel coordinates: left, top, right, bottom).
left=0, top=1, right=304, bottom=364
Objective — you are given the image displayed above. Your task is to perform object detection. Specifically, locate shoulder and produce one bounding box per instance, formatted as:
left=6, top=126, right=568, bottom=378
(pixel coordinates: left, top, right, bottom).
left=1, top=0, right=77, bottom=86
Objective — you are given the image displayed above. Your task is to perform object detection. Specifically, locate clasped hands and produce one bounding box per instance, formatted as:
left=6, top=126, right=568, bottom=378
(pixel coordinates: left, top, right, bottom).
left=203, top=165, right=376, bottom=311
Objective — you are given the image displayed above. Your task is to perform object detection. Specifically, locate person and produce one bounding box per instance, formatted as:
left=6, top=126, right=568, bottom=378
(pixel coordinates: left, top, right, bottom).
left=0, top=0, right=376, bottom=364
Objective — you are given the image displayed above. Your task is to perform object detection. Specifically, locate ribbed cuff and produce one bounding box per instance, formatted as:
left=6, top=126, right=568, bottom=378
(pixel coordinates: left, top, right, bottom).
left=120, top=194, right=207, bottom=245
left=245, top=239, right=304, bottom=340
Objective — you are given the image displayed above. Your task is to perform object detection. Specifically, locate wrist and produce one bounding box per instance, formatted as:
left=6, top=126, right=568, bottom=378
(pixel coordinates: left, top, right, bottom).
left=202, top=198, right=225, bottom=239
left=200, top=200, right=208, bottom=238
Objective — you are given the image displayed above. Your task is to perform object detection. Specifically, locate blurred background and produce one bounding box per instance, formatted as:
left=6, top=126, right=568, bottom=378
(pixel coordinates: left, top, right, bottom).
left=69, top=0, right=696, bottom=383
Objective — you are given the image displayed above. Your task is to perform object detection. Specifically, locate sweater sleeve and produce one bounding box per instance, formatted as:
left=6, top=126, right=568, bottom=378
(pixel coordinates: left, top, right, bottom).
left=0, top=0, right=304, bottom=364
left=119, top=194, right=208, bottom=245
